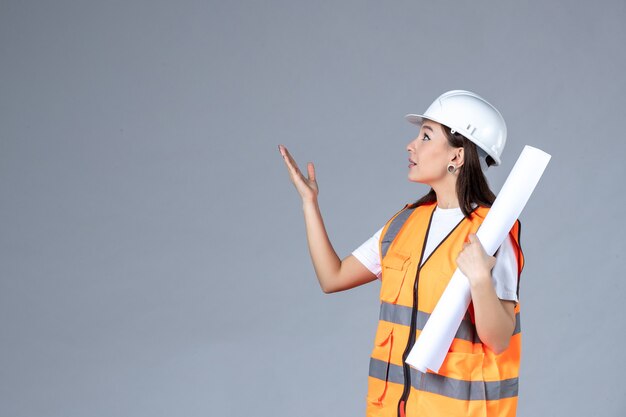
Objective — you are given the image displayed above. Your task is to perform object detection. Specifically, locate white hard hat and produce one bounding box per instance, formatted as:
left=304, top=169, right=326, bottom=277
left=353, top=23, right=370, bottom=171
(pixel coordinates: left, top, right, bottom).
left=405, top=90, right=507, bottom=166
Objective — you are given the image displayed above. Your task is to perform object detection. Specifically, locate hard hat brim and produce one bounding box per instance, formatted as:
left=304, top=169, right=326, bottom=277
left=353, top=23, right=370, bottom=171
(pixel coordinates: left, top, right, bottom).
left=404, top=114, right=428, bottom=126
left=405, top=113, right=455, bottom=134
left=405, top=114, right=458, bottom=131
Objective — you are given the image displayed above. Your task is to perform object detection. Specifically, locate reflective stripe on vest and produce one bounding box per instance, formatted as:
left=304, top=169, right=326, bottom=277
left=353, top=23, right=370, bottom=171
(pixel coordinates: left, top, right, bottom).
left=369, top=358, right=519, bottom=401
left=366, top=202, right=525, bottom=417
left=378, top=301, right=521, bottom=342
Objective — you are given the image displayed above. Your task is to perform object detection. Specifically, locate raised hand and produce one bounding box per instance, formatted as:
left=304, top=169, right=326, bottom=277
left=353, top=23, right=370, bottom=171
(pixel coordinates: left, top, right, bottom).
left=278, top=144, right=319, bottom=202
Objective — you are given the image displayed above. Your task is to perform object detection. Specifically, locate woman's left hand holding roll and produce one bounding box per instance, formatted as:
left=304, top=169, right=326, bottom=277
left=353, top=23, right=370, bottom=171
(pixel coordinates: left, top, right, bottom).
left=456, top=233, right=495, bottom=287
left=456, top=233, right=516, bottom=354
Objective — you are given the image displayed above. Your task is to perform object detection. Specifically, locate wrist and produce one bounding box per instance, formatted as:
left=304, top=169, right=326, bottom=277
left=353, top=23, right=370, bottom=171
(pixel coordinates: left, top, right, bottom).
left=469, top=274, right=493, bottom=291
left=302, top=197, right=319, bottom=210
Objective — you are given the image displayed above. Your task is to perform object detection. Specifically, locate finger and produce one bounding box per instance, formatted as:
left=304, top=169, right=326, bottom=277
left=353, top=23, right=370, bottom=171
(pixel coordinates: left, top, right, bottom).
left=279, top=149, right=297, bottom=175
left=307, top=162, right=316, bottom=181
left=279, top=144, right=290, bottom=163
left=456, top=252, right=464, bottom=265
left=282, top=147, right=303, bottom=176
left=280, top=145, right=293, bottom=163
left=278, top=144, right=292, bottom=161
left=468, top=233, right=482, bottom=247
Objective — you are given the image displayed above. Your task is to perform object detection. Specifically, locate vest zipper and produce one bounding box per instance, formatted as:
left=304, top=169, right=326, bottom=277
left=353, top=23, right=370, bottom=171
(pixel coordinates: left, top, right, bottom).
left=395, top=205, right=474, bottom=417
left=396, top=208, right=435, bottom=417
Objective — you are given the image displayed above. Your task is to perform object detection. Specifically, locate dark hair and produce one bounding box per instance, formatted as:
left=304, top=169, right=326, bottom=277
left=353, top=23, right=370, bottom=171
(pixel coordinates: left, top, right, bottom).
left=408, top=124, right=497, bottom=217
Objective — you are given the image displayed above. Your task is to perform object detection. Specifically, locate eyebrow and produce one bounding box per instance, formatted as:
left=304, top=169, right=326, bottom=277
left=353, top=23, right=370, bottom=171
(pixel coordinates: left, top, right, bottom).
left=422, top=125, right=434, bottom=132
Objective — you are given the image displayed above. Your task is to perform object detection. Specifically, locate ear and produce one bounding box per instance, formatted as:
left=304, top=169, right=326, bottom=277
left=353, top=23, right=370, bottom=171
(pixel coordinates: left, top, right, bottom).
left=451, top=147, right=465, bottom=168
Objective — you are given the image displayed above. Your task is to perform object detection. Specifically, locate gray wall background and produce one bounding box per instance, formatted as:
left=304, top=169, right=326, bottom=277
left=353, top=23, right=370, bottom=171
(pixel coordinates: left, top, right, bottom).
left=1, top=1, right=624, bottom=416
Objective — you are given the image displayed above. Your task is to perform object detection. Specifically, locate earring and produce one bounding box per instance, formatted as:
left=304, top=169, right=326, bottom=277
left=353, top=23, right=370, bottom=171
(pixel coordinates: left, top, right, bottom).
left=447, top=163, right=457, bottom=174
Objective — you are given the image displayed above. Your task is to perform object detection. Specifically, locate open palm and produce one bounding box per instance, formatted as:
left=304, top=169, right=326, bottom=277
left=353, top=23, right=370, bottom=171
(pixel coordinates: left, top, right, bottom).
left=278, top=144, right=318, bottom=201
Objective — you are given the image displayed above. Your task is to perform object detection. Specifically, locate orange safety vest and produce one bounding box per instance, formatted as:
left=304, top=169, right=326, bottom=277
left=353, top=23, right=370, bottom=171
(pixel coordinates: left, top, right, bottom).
left=366, top=202, right=524, bottom=417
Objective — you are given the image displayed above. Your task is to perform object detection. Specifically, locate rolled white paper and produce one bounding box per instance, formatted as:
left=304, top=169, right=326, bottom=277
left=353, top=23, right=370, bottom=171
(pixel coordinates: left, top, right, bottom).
left=405, top=145, right=551, bottom=373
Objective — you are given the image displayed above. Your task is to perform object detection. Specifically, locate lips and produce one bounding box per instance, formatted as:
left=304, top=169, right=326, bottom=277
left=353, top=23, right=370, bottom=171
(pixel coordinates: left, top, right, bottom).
left=408, top=158, right=416, bottom=168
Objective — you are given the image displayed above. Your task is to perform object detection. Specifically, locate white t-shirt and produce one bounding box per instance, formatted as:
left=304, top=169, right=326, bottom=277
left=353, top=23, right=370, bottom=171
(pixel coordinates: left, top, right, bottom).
left=352, top=206, right=520, bottom=302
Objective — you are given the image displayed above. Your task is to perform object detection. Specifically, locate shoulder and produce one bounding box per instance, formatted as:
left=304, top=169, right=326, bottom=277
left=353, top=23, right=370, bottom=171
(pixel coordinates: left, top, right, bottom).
left=470, top=205, right=491, bottom=219
left=384, top=202, right=434, bottom=228
left=469, top=205, right=522, bottom=232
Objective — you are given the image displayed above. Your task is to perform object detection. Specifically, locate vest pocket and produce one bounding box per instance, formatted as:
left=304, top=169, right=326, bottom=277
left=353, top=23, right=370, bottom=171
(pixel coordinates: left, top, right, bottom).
left=367, top=321, right=394, bottom=405
left=380, top=250, right=411, bottom=304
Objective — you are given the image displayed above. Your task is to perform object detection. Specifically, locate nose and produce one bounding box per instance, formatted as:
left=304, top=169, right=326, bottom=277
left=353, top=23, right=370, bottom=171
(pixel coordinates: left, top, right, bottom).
left=406, top=136, right=418, bottom=152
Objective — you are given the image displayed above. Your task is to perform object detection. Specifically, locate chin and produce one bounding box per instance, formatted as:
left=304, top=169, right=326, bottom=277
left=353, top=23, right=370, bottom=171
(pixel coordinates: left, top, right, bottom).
left=407, top=174, right=424, bottom=184
left=409, top=175, right=434, bottom=187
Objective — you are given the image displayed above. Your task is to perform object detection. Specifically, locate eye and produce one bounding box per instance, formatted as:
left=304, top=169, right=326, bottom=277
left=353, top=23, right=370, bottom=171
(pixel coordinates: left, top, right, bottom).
left=422, top=134, right=431, bottom=141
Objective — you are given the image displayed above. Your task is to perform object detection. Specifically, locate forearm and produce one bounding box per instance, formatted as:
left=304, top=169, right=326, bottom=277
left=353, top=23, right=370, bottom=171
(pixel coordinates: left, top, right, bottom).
left=469, top=276, right=516, bottom=354
left=302, top=198, right=341, bottom=293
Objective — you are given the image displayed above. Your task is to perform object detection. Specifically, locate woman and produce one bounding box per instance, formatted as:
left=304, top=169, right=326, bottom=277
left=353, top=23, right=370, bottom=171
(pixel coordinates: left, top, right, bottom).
left=278, top=90, right=524, bottom=417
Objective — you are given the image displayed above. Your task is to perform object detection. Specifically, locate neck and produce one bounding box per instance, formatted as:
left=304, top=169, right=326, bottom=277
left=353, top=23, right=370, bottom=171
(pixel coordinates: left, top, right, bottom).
left=431, top=177, right=459, bottom=209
